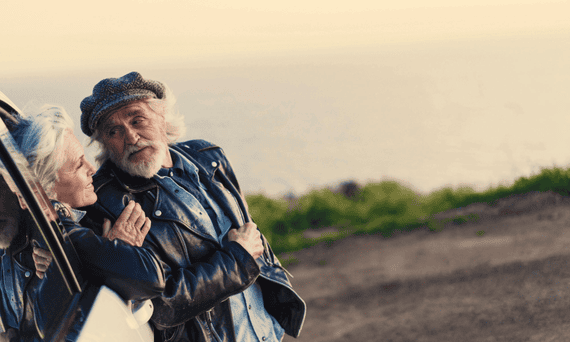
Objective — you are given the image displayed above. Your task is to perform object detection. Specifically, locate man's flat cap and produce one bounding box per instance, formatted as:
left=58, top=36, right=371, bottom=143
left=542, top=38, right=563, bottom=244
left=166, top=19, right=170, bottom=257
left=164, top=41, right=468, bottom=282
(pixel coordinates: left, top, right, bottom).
left=80, top=71, right=165, bottom=136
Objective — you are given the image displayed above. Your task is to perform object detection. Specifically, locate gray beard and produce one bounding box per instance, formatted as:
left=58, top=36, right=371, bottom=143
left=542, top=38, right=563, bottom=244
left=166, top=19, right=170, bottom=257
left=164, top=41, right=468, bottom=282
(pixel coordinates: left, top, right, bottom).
left=110, top=140, right=167, bottom=179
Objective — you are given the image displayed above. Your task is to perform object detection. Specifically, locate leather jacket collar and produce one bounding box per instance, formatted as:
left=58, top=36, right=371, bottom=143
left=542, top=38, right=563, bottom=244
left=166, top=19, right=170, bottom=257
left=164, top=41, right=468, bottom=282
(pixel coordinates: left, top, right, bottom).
left=93, top=147, right=221, bottom=195
left=94, top=160, right=157, bottom=193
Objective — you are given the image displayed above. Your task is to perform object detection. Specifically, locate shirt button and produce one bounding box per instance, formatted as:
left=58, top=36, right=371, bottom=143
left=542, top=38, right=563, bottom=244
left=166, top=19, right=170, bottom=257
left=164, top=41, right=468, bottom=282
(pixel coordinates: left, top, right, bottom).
left=262, top=337, right=266, bottom=341
left=155, top=210, right=162, bottom=216
left=248, top=305, right=252, bottom=310
left=169, top=171, right=173, bottom=177
left=211, top=161, right=218, bottom=167
left=25, top=271, right=31, bottom=277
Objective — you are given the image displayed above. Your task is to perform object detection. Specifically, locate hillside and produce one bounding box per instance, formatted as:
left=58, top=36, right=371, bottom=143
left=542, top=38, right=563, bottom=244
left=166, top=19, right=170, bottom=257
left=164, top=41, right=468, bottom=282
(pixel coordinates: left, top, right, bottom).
left=282, top=192, right=570, bottom=341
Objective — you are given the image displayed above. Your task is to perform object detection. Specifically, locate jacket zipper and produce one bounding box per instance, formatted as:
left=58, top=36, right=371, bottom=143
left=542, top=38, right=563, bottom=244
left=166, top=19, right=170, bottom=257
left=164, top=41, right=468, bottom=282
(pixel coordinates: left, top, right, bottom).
left=206, top=309, right=223, bottom=342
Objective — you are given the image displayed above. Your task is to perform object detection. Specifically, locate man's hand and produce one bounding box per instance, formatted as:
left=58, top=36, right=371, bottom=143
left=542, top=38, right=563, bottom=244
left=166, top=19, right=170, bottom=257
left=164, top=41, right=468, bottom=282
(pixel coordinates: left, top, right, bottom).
left=227, top=222, right=264, bottom=259
left=32, top=247, right=53, bottom=279
left=102, top=201, right=151, bottom=247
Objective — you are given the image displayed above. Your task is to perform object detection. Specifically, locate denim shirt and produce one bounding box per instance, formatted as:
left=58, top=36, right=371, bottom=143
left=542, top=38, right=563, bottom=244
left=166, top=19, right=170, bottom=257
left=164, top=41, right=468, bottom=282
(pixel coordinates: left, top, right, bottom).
left=70, top=209, right=86, bottom=224
left=155, top=149, right=285, bottom=341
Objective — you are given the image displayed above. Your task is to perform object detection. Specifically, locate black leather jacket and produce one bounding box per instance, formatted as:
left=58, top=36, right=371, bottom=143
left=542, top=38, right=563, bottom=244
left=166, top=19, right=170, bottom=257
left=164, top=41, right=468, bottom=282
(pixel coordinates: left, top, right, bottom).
left=83, top=140, right=306, bottom=342
left=0, top=201, right=165, bottom=341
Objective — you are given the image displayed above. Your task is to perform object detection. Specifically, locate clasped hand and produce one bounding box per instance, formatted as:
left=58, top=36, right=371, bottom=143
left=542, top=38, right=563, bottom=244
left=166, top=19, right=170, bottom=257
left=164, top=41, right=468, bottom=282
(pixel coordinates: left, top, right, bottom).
left=227, top=222, right=264, bottom=259
left=102, top=200, right=151, bottom=247
left=34, top=201, right=151, bottom=279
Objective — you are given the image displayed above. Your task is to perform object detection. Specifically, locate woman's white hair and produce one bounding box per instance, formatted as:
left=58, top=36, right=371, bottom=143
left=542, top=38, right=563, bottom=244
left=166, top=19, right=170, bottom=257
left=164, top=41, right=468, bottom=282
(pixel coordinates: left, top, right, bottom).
left=89, top=83, right=186, bottom=167
left=11, top=105, right=74, bottom=199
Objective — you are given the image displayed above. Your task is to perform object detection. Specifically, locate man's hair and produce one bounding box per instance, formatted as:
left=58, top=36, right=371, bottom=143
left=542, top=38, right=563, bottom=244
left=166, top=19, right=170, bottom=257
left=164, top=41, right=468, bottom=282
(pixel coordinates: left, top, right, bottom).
left=89, top=83, right=186, bottom=167
left=11, top=106, right=74, bottom=198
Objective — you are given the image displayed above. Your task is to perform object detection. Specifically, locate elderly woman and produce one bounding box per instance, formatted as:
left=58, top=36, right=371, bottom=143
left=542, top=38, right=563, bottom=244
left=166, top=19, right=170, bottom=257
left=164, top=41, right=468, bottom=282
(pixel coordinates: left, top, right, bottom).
left=0, top=105, right=165, bottom=341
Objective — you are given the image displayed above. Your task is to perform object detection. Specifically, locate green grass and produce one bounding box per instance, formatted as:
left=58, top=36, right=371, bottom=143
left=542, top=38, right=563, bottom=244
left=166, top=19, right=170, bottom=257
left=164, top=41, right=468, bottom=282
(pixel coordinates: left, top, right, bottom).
left=246, top=166, right=570, bottom=256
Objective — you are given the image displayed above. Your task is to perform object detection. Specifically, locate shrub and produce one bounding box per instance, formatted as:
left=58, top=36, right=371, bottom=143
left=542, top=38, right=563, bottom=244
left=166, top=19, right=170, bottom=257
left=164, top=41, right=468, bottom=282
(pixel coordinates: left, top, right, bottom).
left=246, top=168, right=570, bottom=255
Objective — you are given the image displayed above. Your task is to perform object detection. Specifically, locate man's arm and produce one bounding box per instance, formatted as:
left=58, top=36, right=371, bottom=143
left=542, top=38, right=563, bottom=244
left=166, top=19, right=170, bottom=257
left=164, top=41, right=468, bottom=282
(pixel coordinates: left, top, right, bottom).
left=146, top=225, right=262, bottom=328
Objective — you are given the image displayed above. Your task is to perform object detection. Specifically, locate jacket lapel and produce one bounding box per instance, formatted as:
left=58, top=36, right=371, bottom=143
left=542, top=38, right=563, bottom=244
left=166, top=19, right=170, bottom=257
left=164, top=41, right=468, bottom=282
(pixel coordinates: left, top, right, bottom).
left=171, top=145, right=248, bottom=228
left=103, top=146, right=249, bottom=239
left=152, top=180, right=219, bottom=243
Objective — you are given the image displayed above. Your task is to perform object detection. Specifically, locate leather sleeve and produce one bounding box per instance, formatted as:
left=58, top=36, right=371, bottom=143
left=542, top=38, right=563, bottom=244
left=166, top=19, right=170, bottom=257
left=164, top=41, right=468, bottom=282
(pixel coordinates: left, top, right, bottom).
left=147, top=238, right=260, bottom=328
left=58, top=215, right=165, bottom=301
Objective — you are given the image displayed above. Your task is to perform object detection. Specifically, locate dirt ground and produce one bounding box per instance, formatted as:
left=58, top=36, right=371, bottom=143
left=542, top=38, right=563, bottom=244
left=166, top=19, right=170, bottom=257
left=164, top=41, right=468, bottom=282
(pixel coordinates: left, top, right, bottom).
left=282, top=192, right=570, bottom=342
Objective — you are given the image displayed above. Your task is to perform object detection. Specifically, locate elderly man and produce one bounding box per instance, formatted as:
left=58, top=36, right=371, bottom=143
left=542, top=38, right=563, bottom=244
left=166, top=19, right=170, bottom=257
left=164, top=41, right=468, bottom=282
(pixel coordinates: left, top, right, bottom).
left=79, top=72, right=305, bottom=342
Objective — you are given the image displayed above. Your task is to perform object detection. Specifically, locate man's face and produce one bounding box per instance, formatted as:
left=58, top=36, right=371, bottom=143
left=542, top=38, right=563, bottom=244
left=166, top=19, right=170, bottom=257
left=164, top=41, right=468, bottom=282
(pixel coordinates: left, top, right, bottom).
left=99, top=101, right=169, bottom=178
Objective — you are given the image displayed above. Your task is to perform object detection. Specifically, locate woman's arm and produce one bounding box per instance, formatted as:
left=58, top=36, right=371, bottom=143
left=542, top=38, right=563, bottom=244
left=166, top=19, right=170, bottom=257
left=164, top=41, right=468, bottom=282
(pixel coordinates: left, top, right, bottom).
left=64, top=224, right=165, bottom=301
left=53, top=200, right=165, bottom=301
left=33, top=200, right=151, bottom=279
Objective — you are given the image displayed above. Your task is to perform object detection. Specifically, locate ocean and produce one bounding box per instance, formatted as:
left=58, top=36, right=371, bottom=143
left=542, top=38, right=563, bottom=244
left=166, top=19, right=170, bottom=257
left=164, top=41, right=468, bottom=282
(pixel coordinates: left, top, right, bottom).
left=3, top=33, right=570, bottom=198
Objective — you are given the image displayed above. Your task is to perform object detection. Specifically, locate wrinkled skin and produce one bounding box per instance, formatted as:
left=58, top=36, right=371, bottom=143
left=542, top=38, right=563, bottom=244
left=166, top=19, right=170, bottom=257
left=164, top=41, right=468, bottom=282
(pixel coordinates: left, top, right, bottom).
left=102, top=200, right=151, bottom=247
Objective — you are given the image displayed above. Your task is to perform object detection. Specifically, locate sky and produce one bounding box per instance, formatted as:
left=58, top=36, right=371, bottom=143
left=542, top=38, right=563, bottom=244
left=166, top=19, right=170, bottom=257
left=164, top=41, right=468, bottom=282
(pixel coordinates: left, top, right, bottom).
left=2, top=0, right=570, bottom=197
left=2, top=0, right=569, bottom=75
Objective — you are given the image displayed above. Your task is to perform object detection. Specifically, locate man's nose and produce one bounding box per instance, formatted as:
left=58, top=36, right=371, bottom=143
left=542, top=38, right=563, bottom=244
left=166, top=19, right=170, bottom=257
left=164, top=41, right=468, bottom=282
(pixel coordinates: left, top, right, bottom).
left=124, top=127, right=139, bottom=145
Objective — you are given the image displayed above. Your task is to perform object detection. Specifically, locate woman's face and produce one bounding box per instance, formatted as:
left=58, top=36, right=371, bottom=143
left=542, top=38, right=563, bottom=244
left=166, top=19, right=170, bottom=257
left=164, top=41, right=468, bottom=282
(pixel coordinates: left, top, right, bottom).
left=53, top=130, right=97, bottom=208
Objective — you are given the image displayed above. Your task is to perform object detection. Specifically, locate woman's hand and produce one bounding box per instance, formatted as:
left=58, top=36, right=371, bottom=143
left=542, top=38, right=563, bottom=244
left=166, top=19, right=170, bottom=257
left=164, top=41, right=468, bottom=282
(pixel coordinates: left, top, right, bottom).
left=102, top=201, right=151, bottom=247
left=32, top=247, right=53, bottom=279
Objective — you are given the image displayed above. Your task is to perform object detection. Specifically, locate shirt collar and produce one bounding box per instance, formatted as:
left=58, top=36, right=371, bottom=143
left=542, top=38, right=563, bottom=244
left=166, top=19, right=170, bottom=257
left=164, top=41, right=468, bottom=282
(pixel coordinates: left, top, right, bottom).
left=156, top=148, right=199, bottom=179
left=71, top=208, right=86, bottom=223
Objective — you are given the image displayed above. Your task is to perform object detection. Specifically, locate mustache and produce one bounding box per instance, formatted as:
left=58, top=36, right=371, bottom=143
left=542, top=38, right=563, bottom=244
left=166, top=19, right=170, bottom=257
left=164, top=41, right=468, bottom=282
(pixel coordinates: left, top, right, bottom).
left=125, top=140, right=156, bottom=156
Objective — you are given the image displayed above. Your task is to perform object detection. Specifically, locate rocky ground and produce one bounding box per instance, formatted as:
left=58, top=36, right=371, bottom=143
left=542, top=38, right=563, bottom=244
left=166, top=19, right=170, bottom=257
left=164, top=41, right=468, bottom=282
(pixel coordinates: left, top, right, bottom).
left=282, top=191, right=570, bottom=342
